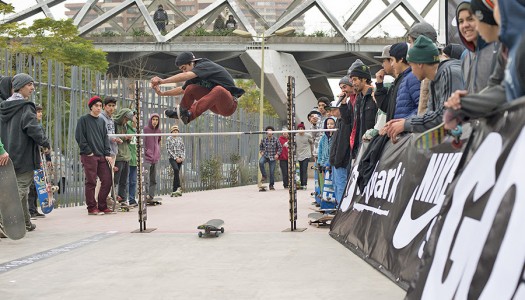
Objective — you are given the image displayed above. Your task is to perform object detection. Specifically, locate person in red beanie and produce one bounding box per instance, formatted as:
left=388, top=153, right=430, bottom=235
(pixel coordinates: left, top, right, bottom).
left=75, top=96, right=113, bottom=215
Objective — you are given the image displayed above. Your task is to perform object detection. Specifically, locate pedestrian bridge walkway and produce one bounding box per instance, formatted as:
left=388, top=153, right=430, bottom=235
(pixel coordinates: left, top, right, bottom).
left=0, top=183, right=405, bottom=299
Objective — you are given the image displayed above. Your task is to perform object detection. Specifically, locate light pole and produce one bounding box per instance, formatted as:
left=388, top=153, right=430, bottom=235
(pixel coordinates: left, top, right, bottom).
left=234, top=27, right=295, bottom=190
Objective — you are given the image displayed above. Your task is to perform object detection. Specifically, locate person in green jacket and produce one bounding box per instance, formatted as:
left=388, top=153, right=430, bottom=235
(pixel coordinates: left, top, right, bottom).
left=113, top=108, right=134, bottom=205
left=0, top=137, right=9, bottom=166
left=127, top=117, right=138, bottom=206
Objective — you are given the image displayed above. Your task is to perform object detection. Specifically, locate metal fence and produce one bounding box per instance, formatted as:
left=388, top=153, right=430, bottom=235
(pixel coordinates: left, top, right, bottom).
left=0, top=50, right=281, bottom=207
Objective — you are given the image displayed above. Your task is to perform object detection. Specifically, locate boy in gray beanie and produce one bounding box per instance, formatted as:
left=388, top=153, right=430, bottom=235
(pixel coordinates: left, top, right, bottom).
left=0, top=72, right=49, bottom=232
left=12, top=73, right=34, bottom=92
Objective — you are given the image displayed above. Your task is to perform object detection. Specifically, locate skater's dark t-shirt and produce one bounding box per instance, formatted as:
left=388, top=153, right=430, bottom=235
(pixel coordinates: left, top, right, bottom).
left=182, top=59, right=245, bottom=98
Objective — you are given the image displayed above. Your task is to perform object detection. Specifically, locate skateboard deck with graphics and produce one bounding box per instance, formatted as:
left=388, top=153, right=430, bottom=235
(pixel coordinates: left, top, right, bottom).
left=311, top=165, right=324, bottom=205
left=0, top=159, right=26, bottom=240
left=320, top=168, right=336, bottom=210
left=197, top=219, right=224, bottom=237
left=107, top=160, right=118, bottom=213
left=415, top=122, right=463, bottom=150
left=308, top=212, right=334, bottom=227
left=34, top=151, right=58, bottom=214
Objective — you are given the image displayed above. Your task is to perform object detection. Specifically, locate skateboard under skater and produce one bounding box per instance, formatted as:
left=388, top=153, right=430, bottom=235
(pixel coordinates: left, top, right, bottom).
left=0, top=159, right=26, bottom=240
left=197, top=219, right=224, bottom=237
left=33, top=151, right=59, bottom=214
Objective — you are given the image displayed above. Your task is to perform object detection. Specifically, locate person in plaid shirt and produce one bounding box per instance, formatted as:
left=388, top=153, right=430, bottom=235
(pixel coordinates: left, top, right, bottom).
left=166, top=125, right=185, bottom=197
left=258, top=126, right=282, bottom=190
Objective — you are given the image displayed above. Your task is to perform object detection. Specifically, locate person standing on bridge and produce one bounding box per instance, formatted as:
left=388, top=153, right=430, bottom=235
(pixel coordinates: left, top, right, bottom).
left=153, top=5, right=168, bottom=33
left=151, top=52, right=245, bottom=125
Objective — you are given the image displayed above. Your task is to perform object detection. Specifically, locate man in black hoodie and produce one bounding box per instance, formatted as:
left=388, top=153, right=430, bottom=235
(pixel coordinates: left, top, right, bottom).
left=0, top=73, right=50, bottom=232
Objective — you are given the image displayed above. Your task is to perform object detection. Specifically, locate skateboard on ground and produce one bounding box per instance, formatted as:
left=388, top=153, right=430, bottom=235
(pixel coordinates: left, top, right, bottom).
left=415, top=122, right=463, bottom=150
left=146, top=197, right=162, bottom=206
left=33, top=151, right=59, bottom=214
left=0, top=159, right=26, bottom=240
left=308, top=212, right=334, bottom=227
left=197, top=219, right=224, bottom=237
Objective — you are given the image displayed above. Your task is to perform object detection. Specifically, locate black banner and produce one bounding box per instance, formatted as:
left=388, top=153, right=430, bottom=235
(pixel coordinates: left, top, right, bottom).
left=330, top=132, right=462, bottom=288
left=406, top=100, right=525, bottom=299
left=330, top=98, right=525, bottom=297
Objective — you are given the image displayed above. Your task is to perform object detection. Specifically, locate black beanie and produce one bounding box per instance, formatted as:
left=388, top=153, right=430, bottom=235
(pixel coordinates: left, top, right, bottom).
left=348, top=59, right=371, bottom=81
left=471, top=0, right=497, bottom=26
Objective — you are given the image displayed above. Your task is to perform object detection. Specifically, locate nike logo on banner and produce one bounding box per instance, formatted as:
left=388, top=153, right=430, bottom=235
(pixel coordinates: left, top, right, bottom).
left=392, top=189, right=441, bottom=249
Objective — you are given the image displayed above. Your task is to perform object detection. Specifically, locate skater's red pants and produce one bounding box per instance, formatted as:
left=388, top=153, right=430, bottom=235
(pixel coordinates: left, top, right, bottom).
left=181, top=84, right=238, bottom=121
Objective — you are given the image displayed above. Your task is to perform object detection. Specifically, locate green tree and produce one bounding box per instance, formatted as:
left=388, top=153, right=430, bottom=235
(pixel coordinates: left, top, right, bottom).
left=235, top=79, right=278, bottom=118
left=0, top=4, right=108, bottom=72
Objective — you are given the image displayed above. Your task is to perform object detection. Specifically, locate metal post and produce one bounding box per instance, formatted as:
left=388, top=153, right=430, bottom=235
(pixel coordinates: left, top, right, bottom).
left=257, top=33, right=266, bottom=191
left=132, top=80, right=156, bottom=233
left=283, top=76, right=306, bottom=233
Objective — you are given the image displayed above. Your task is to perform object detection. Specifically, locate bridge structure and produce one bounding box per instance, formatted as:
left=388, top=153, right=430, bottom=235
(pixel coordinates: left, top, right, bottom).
left=1, top=0, right=443, bottom=122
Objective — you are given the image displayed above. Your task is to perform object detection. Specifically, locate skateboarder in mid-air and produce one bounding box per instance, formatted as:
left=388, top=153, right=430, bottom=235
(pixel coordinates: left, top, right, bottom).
left=150, top=52, right=245, bottom=125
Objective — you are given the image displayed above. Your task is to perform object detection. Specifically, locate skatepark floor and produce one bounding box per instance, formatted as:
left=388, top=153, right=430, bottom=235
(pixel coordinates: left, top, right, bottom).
left=0, top=181, right=406, bottom=300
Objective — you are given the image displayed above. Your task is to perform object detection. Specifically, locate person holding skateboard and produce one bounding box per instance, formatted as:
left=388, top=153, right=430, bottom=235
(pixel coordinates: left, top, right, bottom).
left=75, top=96, right=113, bottom=215
left=150, top=52, right=245, bottom=124
left=27, top=104, right=52, bottom=219
left=0, top=73, right=50, bottom=231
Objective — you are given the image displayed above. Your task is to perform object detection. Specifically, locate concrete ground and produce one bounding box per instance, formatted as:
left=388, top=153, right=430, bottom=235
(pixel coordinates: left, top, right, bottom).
left=0, top=181, right=406, bottom=300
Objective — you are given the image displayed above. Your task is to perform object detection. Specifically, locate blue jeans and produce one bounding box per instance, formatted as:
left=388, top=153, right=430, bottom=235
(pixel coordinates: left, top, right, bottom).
left=128, top=165, right=137, bottom=204
left=332, top=166, right=348, bottom=205
left=259, top=156, right=276, bottom=187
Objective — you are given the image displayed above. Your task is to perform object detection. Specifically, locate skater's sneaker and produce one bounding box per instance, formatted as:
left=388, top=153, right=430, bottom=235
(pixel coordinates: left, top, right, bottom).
left=26, top=223, right=36, bottom=232
left=179, top=108, right=191, bottom=125
left=173, top=188, right=182, bottom=197
left=88, top=208, right=103, bottom=215
left=101, top=208, right=115, bottom=214
left=170, top=192, right=177, bottom=197
left=261, top=176, right=267, bottom=182
left=128, top=201, right=138, bottom=207
left=165, top=109, right=179, bottom=119
left=269, top=186, right=275, bottom=190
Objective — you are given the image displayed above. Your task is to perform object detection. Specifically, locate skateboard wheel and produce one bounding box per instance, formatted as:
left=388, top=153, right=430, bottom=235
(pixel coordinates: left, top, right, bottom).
left=215, top=232, right=219, bottom=237
left=198, top=232, right=203, bottom=238
left=220, top=227, right=224, bottom=233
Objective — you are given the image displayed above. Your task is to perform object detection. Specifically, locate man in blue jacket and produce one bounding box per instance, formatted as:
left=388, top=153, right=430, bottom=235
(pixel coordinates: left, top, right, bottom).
left=389, top=42, right=420, bottom=119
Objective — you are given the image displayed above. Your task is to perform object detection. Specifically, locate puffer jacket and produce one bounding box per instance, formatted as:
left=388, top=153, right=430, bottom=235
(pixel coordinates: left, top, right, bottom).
left=393, top=67, right=420, bottom=119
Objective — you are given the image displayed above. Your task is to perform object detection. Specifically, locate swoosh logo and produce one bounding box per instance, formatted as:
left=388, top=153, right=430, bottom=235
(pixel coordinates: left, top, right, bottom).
left=392, top=188, right=441, bottom=249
